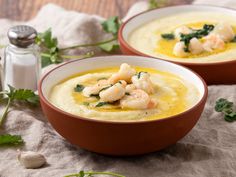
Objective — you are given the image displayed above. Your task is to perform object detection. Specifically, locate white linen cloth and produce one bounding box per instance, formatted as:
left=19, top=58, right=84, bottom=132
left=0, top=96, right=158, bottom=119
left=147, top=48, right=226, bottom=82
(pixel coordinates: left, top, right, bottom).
left=0, top=1, right=236, bottom=177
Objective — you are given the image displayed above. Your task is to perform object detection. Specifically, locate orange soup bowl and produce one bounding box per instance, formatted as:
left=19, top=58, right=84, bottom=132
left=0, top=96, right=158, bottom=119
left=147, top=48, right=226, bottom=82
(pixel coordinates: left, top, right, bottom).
left=118, top=5, right=236, bottom=84
left=38, top=56, right=208, bottom=156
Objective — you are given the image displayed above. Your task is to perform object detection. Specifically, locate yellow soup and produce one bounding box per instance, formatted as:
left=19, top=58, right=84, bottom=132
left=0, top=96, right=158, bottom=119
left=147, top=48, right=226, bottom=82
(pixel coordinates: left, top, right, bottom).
left=49, top=66, right=199, bottom=122
left=128, top=11, right=236, bottom=63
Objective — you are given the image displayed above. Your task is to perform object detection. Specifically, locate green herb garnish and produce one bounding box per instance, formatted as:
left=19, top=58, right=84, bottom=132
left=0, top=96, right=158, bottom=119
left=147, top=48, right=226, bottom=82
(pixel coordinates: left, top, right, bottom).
left=95, top=102, right=109, bottom=107
left=74, top=84, right=85, bottom=92
left=215, top=98, right=236, bottom=122
left=125, top=92, right=130, bottom=96
left=99, top=85, right=112, bottom=92
left=64, top=170, right=125, bottom=177
left=231, top=36, right=236, bottom=42
left=0, top=85, right=39, bottom=126
left=83, top=102, right=90, bottom=106
left=148, top=0, right=167, bottom=10
left=180, top=24, right=214, bottom=52
left=0, top=134, right=24, bottom=146
left=136, top=71, right=147, bottom=79
left=35, top=16, right=121, bottom=67
left=161, top=33, right=175, bottom=40
left=90, top=94, right=100, bottom=99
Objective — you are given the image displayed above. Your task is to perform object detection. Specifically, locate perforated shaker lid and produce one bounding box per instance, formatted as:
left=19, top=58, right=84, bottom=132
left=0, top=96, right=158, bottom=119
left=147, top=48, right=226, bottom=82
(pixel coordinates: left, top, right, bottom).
left=8, top=25, right=37, bottom=48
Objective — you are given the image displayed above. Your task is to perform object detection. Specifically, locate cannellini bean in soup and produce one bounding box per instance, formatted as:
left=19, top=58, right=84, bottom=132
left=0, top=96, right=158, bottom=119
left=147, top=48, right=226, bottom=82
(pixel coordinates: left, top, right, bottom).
left=189, top=37, right=204, bottom=54
left=173, top=42, right=189, bottom=57
left=203, top=34, right=225, bottom=52
left=212, top=22, right=234, bottom=42
left=120, top=89, right=156, bottom=110
left=109, top=63, right=136, bottom=84
left=174, top=26, right=192, bottom=40
left=99, top=80, right=126, bottom=102
left=131, top=72, right=154, bottom=94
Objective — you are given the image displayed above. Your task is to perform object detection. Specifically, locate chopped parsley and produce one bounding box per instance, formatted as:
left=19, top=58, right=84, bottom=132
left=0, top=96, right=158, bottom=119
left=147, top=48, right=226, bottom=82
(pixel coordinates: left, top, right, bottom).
left=161, top=33, right=175, bottom=40
left=74, top=84, right=84, bottom=92
left=180, top=24, right=214, bottom=52
left=231, top=36, right=236, bottom=42
left=95, top=102, right=109, bottom=107
left=136, top=71, right=147, bottom=79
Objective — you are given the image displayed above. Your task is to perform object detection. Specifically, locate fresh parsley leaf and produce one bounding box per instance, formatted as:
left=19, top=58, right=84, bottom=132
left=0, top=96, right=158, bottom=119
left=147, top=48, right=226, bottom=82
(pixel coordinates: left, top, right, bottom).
left=64, top=170, right=125, bottom=177
left=136, top=71, right=147, bottom=79
left=95, top=102, right=109, bottom=107
left=161, top=33, right=175, bottom=40
left=149, top=0, right=159, bottom=9
left=231, top=36, right=236, bottom=42
left=0, top=134, right=24, bottom=146
left=101, top=16, right=121, bottom=36
left=215, top=98, right=236, bottom=122
left=99, top=42, right=119, bottom=53
left=74, top=84, right=85, bottom=92
left=99, top=85, right=112, bottom=93
left=90, top=94, right=100, bottom=99
left=0, top=85, right=39, bottom=126
left=36, top=28, right=58, bottom=48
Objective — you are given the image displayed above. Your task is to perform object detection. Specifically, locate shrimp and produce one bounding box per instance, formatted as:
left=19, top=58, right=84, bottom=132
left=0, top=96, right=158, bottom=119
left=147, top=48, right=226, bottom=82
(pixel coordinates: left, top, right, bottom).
left=203, top=34, right=225, bottom=52
left=109, top=63, right=136, bottom=84
left=82, top=79, right=110, bottom=97
left=120, top=89, right=156, bottom=109
left=99, top=80, right=126, bottom=102
left=174, top=26, right=192, bottom=40
left=212, top=22, right=234, bottom=42
left=125, top=84, right=136, bottom=93
left=131, top=72, right=154, bottom=94
left=173, top=42, right=189, bottom=57
left=189, top=37, right=204, bottom=54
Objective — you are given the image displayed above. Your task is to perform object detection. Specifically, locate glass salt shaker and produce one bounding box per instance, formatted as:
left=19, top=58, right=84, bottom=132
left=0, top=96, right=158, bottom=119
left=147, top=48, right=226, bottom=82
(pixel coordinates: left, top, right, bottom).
left=1, top=25, right=41, bottom=91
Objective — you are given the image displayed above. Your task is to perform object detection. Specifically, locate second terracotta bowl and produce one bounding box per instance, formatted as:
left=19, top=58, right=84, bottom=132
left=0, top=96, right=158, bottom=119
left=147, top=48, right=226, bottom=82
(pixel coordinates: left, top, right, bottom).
left=118, top=5, right=236, bottom=85
left=39, top=56, right=207, bottom=156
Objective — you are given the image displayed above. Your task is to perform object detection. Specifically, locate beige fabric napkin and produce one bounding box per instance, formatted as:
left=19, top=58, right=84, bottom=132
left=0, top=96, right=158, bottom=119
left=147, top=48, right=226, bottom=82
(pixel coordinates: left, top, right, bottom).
left=0, top=2, right=236, bottom=177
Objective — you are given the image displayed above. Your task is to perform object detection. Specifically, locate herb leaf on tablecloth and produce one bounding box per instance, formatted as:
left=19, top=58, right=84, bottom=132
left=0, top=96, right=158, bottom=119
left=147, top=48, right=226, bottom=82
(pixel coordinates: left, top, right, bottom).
left=0, top=85, right=39, bottom=127
left=0, top=134, right=24, bottom=146
left=215, top=98, right=236, bottom=122
left=64, top=170, right=126, bottom=177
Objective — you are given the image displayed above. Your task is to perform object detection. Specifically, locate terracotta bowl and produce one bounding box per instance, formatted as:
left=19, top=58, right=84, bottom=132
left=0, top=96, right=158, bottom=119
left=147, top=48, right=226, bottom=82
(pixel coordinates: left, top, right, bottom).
left=39, top=56, right=207, bottom=156
left=118, top=5, right=236, bottom=85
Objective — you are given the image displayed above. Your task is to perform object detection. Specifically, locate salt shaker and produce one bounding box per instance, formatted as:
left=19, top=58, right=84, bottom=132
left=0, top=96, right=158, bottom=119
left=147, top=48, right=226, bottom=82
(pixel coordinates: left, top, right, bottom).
left=1, top=25, right=41, bottom=91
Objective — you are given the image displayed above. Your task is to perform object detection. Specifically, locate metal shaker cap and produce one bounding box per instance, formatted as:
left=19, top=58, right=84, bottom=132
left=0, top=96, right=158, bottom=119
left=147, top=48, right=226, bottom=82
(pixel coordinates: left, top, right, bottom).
left=8, top=25, right=37, bottom=48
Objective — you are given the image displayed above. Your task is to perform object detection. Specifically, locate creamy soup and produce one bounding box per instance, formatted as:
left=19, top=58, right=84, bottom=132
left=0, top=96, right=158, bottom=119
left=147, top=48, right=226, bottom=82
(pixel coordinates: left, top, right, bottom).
left=49, top=64, right=200, bottom=122
left=128, top=12, right=236, bottom=63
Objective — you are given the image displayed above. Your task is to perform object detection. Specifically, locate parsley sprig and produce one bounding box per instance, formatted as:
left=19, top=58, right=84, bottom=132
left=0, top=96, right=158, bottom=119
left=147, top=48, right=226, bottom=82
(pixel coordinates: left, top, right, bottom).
left=148, top=0, right=167, bottom=9
left=180, top=24, right=214, bottom=52
left=0, top=85, right=39, bottom=127
left=215, top=98, right=236, bottom=122
left=37, top=16, right=121, bottom=67
left=64, top=170, right=125, bottom=177
left=0, top=134, right=24, bottom=146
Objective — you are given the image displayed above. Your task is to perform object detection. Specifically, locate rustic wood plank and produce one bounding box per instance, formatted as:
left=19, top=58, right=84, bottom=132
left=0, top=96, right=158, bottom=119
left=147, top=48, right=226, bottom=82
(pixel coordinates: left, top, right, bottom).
left=0, top=0, right=192, bottom=21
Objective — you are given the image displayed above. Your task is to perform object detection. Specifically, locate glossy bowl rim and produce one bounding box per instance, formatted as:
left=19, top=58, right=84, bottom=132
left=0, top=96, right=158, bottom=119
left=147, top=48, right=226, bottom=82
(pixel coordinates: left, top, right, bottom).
left=38, top=55, right=208, bottom=125
left=118, top=4, right=236, bottom=66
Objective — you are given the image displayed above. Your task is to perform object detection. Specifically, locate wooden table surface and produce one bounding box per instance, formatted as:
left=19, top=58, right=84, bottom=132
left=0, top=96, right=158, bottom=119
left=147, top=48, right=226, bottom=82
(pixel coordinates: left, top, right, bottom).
left=0, top=0, right=192, bottom=21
